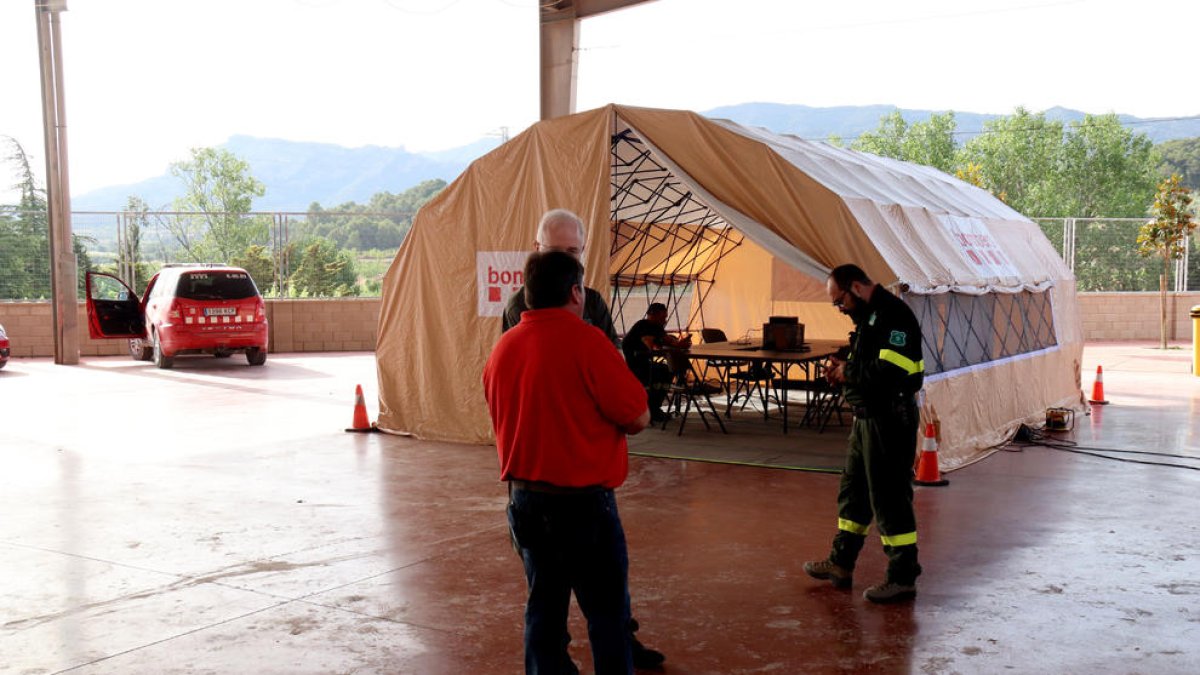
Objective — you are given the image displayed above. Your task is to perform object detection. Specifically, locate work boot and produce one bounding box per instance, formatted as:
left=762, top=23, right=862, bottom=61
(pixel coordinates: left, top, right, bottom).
left=863, top=580, right=917, bottom=604
left=630, top=636, right=665, bottom=669
left=803, top=559, right=853, bottom=588
left=629, top=619, right=665, bottom=669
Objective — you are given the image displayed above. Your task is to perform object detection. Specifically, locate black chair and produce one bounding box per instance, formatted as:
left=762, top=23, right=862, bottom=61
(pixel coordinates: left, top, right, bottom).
left=697, top=328, right=740, bottom=388
left=812, top=384, right=847, bottom=432
left=696, top=328, right=767, bottom=417
left=661, top=348, right=727, bottom=435
left=785, top=376, right=846, bottom=432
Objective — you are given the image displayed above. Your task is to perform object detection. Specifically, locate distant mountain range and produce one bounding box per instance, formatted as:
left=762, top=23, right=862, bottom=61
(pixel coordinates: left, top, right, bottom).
left=71, top=103, right=1200, bottom=213
left=71, top=135, right=501, bottom=213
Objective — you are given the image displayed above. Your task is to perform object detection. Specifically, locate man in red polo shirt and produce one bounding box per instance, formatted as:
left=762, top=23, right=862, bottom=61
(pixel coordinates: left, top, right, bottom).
left=484, top=250, right=650, bottom=674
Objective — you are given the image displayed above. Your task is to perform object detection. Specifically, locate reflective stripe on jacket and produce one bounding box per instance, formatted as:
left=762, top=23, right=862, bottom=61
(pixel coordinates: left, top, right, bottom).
left=843, top=284, right=924, bottom=408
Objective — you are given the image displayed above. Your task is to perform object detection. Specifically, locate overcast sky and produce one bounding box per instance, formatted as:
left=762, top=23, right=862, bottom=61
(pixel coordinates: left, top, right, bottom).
left=1, top=0, right=1196, bottom=202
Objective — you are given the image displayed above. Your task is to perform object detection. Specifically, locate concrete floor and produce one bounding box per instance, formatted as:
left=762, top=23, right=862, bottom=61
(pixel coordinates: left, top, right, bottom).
left=1, top=343, right=1198, bottom=674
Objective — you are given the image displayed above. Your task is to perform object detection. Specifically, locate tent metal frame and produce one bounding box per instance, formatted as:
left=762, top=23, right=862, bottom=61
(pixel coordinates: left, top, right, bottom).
left=607, top=125, right=743, bottom=334
left=604, top=121, right=1060, bottom=377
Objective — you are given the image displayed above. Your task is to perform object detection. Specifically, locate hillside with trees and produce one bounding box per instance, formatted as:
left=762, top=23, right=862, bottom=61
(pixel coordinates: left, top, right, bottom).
left=4, top=105, right=1199, bottom=300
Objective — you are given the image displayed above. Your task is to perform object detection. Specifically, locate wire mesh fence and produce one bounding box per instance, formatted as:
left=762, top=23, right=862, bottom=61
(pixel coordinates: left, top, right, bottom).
left=2, top=209, right=1197, bottom=301
left=1033, top=218, right=1195, bottom=292
left=0, top=208, right=412, bottom=300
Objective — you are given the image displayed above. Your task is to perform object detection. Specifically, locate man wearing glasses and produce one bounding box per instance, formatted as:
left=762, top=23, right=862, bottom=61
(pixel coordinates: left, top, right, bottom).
left=804, top=263, right=926, bottom=603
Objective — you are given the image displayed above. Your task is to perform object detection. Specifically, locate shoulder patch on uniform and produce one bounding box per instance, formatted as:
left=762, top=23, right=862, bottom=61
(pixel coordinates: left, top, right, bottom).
left=888, top=330, right=907, bottom=347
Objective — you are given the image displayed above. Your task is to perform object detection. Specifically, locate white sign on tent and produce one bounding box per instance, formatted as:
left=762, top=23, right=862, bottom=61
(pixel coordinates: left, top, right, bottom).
left=476, top=251, right=528, bottom=317
left=939, top=215, right=1020, bottom=279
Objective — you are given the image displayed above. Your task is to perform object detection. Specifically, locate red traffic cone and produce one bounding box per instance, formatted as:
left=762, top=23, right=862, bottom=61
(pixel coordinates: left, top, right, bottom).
left=345, top=384, right=378, bottom=433
left=1088, top=365, right=1109, bottom=405
left=913, top=423, right=949, bottom=487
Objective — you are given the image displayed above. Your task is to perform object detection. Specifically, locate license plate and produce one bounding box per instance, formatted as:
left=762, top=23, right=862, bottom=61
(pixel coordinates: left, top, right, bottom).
left=204, top=307, right=237, bottom=316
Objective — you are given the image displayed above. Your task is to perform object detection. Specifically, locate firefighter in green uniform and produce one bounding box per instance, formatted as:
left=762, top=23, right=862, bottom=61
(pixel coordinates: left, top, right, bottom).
left=804, top=263, right=925, bottom=603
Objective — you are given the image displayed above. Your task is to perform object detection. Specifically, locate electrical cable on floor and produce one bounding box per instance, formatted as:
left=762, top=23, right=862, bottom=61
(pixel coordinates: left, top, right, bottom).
left=629, top=450, right=841, bottom=474
left=1004, top=424, right=1200, bottom=472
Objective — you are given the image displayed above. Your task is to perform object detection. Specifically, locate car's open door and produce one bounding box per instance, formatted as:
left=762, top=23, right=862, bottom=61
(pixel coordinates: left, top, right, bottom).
left=85, top=272, right=146, bottom=339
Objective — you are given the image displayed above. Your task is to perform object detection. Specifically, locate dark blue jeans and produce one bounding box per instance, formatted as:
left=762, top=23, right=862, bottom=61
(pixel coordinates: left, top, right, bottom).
left=507, top=488, right=632, bottom=675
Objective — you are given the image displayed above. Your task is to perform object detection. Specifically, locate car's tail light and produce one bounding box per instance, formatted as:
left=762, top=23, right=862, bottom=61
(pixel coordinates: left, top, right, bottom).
left=255, top=301, right=266, bottom=322
left=168, top=300, right=182, bottom=320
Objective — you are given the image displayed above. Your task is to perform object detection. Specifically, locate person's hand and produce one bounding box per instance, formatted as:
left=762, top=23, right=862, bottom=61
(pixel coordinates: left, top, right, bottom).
left=825, top=357, right=845, bottom=385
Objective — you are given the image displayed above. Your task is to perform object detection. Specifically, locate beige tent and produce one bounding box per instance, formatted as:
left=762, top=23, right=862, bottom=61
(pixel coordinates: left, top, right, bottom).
left=376, top=104, right=1084, bottom=469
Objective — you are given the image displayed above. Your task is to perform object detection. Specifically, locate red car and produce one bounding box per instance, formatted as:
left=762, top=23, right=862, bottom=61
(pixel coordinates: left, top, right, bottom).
left=0, top=322, right=9, bottom=370
left=86, top=264, right=269, bottom=369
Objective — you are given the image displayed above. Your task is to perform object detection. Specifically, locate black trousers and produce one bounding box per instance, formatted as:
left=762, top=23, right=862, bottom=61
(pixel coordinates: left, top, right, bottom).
left=830, top=401, right=922, bottom=584
left=631, top=361, right=671, bottom=412
left=507, top=488, right=633, bottom=674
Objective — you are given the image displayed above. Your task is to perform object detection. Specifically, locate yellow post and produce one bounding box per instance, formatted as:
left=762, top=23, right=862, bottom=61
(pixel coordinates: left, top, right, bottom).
left=1192, top=305, right=1200, bottom=376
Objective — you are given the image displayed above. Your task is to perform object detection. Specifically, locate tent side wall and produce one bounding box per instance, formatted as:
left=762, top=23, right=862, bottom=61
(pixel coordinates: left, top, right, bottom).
left=689, top=237, right=852, bottom=341
left=925, top=278, right=1084, bottom=468
left=375, top=107, right=615, bottom=442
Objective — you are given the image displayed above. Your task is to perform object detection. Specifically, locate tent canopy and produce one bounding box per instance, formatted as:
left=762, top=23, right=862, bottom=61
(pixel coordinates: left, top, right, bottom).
left=376, top=104, right=1084, bottom=468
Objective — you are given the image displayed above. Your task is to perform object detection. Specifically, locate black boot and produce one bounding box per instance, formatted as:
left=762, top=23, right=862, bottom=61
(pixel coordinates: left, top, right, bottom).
left=629, top=618, right=665, bottom=669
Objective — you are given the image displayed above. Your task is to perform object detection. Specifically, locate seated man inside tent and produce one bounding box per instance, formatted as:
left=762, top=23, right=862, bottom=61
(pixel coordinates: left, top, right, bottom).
left=622, top=302, right=692, bottom=424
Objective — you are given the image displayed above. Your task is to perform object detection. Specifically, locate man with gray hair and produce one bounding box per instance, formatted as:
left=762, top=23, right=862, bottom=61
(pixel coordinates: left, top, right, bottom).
left=502, top=208, right=618, bottom=346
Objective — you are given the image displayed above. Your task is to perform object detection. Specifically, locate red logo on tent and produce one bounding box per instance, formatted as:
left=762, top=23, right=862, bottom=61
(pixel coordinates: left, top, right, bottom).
left=488, top=286, right=501, bottom=302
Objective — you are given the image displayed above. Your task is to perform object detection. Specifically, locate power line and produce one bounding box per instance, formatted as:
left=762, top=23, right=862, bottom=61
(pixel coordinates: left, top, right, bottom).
left=580, top=0, right=1089, bottom=51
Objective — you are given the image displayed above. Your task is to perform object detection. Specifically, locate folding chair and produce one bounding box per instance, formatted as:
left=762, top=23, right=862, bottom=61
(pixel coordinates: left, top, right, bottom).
left=661, top=348, right=728, bottom=435
left=795, top=377, right=847, bottom=432
left=699, top=328, right=771, bottom=418
left=697, top=328, right=739, bottom=387
left=814, top=385, right=847, bottom=432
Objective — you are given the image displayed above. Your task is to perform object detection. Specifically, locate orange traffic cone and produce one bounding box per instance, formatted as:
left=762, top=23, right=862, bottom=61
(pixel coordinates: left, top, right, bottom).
left=345, top=384, right=378, bottom=433
left=1088, top=365, right=1109, bottom=405
left=913, top=423, right=949, bottom=487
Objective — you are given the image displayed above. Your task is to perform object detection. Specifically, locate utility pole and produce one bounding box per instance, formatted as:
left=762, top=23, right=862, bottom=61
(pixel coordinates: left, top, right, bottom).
left=35, top=0, right=79, bottom=364
left=488, top=126, right=510, bottom=144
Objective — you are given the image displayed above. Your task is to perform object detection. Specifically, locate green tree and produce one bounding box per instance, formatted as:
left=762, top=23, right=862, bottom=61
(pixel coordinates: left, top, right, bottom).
left=1, top=137, right=51, bottom=299
left=852, top=111, right=907, bottom=159
left=1157, top=137, right=1200, bottom=191
left=231, top=244, right=277, bottom=296
left=956, top=107, right=1064, bottom=216
left=72, top=234, right=96, bottom=298
left=168, top=147, right=268, bottom=263
left=1057, top=114, right=1160, bottom=218
left=289, top=238, right=359, bottom=297
left=852, top=111, right=958, bottom=172
left=957, top=110, right=1160, bottom=219
left=120, top=195, right=154, bottom=295
left=299, top=179, right=445, bottom=250
left=0, top=137, right=95, bottom=299
left=1137, top=174, right=1196, bottom=348
left=900, top=112, right=958, bottom=172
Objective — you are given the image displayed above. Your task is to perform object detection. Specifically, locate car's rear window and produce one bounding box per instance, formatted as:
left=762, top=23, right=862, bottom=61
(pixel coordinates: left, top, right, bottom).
left=174, top=271, right=259, bottom=300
